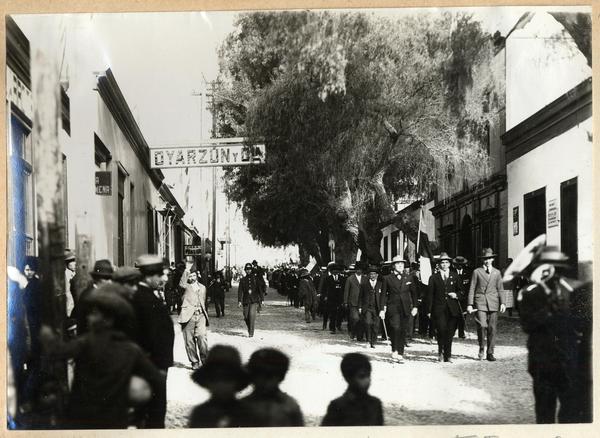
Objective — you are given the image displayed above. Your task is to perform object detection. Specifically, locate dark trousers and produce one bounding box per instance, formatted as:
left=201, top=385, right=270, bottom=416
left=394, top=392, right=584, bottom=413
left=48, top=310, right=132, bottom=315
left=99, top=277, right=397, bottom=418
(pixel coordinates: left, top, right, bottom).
left=304, top=303, right=316, bottom=322
left=214, top=294, right=225, bottom=317
left=476, top=310, right=498, bottom=354
left=363, top=311, right=378, bottom=346
left=531, top=369, right=580, bottom=424
left=140, top=367, right=168, bottom=428
left=327, top=305, right=342, bottom=331
left=348, top=306, right=360, bottom=338
left=388, top=306, right=409, bottom=355
left=457, top=314, right=466, bottom=337
left=433, top=307, right=459, bottom=360
left=243, top=303, right=259, bottom=336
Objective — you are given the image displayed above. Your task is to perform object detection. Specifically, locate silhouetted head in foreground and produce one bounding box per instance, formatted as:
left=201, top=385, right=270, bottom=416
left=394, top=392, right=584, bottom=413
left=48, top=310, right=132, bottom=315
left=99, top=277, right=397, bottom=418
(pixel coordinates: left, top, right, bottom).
left=247, top=348, right=290, bottom=395
left=341, top=353, right=372, bottom=394
left=192, top=345, right=249, bottom=401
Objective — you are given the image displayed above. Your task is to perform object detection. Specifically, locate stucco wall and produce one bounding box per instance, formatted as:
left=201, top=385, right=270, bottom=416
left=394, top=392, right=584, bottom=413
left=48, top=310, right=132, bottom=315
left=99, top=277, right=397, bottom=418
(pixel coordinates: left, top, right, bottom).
left=505, top=13, right=591, bottom=131
left=506, top=119, right=593, bottom=278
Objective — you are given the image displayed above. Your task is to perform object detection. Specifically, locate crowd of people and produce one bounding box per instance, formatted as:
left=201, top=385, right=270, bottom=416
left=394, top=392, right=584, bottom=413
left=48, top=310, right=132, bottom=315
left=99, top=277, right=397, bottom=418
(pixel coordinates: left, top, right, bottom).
left=6, top=239, right=591, bottom=429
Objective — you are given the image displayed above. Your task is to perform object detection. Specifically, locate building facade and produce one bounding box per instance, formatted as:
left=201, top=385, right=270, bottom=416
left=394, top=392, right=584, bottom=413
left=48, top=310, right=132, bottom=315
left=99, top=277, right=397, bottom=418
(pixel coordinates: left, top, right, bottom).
left=501, top=12, right=592, bottom=280
left=6, top=16, right=194, bottom=271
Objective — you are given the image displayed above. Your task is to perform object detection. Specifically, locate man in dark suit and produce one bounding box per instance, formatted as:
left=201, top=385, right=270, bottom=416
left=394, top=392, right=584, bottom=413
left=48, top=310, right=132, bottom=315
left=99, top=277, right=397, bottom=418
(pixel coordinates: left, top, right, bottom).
left=72, top=259, right=114, bottom=335
left=467, top=248, right=505, bottom=361
left=238, top=263, right=264, bottom=337
left=344, top=263, right=367, bottom=340
left=452, top=256, right=471, bottom=339
left=323, top=264, right=345, bottom=333
left=132, top=254, right=175, bottom=429
left=359, top=265, right=383, bottom=348
left=427, top=252, right=462, bottom=363
left=379, top=256, right=417, bottom=362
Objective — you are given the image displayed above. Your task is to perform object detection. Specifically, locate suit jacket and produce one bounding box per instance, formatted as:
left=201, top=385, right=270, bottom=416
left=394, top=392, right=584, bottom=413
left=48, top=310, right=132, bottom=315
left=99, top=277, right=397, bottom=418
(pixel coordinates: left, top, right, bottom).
left=359, top=279, right=382, bottom=314
left=298, top=278, right=318, bottom=308
left=321, top=390, right=384, bottom=426
left=468, top=266, right=504, bottom=311
left=132, top=283, right=175, bottom=369
left=380, top=273, right=417, bottom=316
left=427, top=271, right=462, bottom=317
left=324, top=274, right=345, bottom=308
left=344, top=274, right=367, bottom=307
left=238, top=275, right=263, bottom=305
left=178, top=282, right=209, bottom=324
left=453, top=268, right=471, bottom=305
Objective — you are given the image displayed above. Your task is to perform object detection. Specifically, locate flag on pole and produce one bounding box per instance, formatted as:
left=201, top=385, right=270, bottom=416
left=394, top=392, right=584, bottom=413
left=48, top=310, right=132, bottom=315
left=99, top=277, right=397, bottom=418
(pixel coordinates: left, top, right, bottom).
left=416, top=205, right=432, bottom=285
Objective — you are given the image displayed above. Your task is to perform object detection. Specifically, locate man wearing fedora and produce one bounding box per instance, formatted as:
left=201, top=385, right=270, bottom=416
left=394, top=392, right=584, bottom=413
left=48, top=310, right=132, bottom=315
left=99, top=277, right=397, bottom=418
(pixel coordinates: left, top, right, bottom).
left=379, top=256, right=418, bottom=362
left=427, top=253, right=462, bottom=362
left=72, top=259, right=114, bottom=334
left=132, top=254, right=174, bottom=428
left=452, top=256, right=471, bottom=339
left=359, top=265, right=383, bottom=348
left=467, top=248, right=505, bottom=361
left=344, top=262, right=368, bottom=341
left=323, top=263, right=346, bottom=333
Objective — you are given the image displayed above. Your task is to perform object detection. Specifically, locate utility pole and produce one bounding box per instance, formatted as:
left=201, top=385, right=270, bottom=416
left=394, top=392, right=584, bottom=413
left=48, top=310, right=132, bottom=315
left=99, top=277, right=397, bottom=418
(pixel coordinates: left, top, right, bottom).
left=206, top=80, right=220, bottom=275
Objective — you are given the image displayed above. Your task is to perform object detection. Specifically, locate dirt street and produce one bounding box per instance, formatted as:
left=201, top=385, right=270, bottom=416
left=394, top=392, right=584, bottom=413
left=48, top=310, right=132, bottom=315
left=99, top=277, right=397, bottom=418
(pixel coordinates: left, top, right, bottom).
left=165, top=284, right=535, bottom=427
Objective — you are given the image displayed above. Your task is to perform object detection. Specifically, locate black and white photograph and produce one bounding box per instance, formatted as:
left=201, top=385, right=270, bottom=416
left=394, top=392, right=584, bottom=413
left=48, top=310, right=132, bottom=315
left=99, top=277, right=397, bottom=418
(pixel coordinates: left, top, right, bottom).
left=4, top=1, right=594, bottom=434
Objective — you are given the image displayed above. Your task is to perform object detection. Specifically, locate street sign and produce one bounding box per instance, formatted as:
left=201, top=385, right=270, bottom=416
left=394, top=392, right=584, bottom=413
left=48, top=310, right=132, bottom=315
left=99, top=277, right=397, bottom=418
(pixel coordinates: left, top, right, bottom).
left=184, top=245, right=203, bottom=256
left=150, top=140, right=265, bottom=169
left=95, top=171, right=112, bottom=195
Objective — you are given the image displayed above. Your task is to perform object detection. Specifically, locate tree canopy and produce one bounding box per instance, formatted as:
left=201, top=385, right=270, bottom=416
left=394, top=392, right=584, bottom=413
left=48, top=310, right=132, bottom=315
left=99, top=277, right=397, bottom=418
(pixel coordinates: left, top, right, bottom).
left=216, top=11, right=495, bottom=265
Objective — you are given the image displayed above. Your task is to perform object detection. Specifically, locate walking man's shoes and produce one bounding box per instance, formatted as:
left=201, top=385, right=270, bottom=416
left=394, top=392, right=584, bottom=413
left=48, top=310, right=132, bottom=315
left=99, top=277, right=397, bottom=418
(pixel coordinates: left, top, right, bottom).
left=438, top=353, right=444, bottom=362
left=478, top=350, right=485, bottom=361
left=486, top=354, right=497, bottom=362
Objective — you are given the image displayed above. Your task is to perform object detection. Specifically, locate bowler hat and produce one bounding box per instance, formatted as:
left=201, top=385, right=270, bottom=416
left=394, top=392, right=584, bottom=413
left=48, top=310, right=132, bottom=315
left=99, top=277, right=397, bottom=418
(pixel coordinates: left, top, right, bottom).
left=135, top=254, right=165, bottom=275
left=367, top=264, right=380, bottom=274
left=112, top=266, right=141, bottom=284
left=453, top=256, right=468, bottom=266
left=437, top=252, right=453, bottom=262
left=391, top=255, right=407, bottom=264
left=479, top=248, right=497, bottom=259
left=64, top=249, right=76, bottom=262
left=244, top=263, right=253, bottom=270
left=191, top=345, right=249, bottom=391
left=90, top=259, right=114, bottom=279
left=328, top=263, right=344, bottom=272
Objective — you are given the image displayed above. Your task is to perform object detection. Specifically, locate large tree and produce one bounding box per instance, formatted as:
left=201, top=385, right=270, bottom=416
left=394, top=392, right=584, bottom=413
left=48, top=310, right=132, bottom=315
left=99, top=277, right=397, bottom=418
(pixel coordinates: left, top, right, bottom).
left=217, top=11, right=494, bottom=265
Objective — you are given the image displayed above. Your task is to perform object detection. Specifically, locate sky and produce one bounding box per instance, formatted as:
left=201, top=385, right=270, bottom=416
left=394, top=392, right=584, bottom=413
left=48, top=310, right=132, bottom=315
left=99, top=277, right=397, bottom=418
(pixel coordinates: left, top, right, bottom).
left=13, top=5, right=589, bottom=266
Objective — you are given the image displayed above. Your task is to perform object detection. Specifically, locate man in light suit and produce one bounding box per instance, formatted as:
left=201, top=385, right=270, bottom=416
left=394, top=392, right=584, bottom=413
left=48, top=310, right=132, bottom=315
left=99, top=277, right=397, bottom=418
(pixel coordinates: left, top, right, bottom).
left=178, top=270, right=209, bottom=369
left=379, top=256, right=418, bottom=362
left=467, top=248, right=506, bottom=361
left=427, top=253, right=462, bottom=362
left=344, top=263, right=367, bottom=340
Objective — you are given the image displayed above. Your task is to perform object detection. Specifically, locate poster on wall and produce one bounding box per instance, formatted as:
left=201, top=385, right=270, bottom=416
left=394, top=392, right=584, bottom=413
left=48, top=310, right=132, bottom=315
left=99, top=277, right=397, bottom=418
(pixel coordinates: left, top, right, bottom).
left=512, top=206, right=519, bottom=236
left=547, top=199, right=559, bottom=228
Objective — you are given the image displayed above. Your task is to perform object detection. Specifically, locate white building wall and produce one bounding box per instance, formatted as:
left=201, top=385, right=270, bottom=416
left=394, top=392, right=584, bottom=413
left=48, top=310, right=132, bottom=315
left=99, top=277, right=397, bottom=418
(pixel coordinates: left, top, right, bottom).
left=506, top=118, right=592, bottom=267
left=505, top=13, right=591, bottom=131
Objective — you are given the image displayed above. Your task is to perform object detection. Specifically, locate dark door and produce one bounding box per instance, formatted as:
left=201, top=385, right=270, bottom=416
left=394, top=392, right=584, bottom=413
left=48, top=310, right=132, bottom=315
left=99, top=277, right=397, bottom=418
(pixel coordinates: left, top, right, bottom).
left=459, top=215, right=474, bottom=264
left=561, top=178, right=578, bottom=275
left=118, top=170, right=125, bottom=266
left=524, top=187, right=546, bottom=246
left=391, top=230, right=399, bottom=258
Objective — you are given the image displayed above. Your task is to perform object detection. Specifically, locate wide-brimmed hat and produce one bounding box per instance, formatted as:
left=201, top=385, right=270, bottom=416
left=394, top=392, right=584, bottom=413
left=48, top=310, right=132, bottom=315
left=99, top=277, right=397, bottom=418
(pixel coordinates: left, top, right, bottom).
left=135, top=254, right=165, bottom=275
left=367, top=264, right=380, bottom=274
left=437, top=252, right=453, bottom=262
left=112, top=266, right=141, bottom=284
left=244, top=263, right=253, bottom=270
left=479, top=248, right=497, bottom=259
left=90, top=259, right=114, bottom=279
left=191, top=345, right=249, bottom=391
left=355, top=262, right=368, bottom=272
left=64, top=249, right=76, bottom=262
left=328, top=263, right=344, bottom=272
left=533, top=246, right=570, bottom=267
left=391, top=255, right=407, bottom=265
left=453, top=256, right=468, bottom=266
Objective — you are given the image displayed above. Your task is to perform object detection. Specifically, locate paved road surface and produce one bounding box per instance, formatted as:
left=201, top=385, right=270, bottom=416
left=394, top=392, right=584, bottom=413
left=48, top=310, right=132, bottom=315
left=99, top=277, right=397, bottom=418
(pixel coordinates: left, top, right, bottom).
left=165, top=284, right=534, bottom=427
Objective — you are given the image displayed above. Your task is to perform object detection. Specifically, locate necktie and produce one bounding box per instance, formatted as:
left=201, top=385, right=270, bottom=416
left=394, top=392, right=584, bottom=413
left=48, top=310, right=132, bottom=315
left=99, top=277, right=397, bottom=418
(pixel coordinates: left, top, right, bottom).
left=486, top=267, right=490, bottom=275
